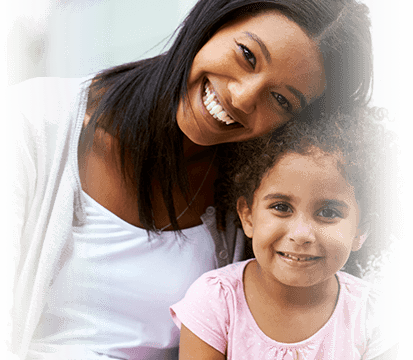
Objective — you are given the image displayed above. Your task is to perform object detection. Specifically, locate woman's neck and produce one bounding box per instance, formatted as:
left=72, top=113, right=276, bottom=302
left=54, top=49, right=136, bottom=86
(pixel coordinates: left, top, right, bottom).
left=182, top=134, right=215, bottom=161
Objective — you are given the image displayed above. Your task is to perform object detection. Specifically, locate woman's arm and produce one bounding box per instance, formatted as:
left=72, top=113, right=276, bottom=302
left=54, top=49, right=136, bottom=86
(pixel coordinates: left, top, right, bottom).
left=370, top=344, right=399, bottom=360
left=179, top=324, right=225, bottom=360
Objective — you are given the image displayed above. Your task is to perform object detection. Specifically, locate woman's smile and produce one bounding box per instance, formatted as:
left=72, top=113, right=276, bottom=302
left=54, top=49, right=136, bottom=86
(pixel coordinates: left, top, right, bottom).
left=203, top=80, right=237, bottom=126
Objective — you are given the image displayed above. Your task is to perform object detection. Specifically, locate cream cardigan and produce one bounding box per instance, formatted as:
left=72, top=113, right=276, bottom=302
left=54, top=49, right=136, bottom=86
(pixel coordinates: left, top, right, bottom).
left=4, top=76, right=244, bottom=359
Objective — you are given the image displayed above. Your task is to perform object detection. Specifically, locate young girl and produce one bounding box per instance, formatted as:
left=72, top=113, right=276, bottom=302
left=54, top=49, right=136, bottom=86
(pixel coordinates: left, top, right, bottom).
left=170, top=114, right=400, bottom=359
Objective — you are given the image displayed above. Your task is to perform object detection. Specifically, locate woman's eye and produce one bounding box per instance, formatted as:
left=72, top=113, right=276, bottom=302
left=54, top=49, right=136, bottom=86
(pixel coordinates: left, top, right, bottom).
left=238, top=43, right=256, bottom=69
left=271, top=92, right=291, bottom=111
left=318, top=208, right=340, bottom=219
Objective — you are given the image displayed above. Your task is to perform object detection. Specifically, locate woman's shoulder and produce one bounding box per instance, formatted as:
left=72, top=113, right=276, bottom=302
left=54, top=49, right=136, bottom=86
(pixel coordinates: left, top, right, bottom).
left=8, top=76, right=91, bottom=143
left=10, top=76, right=89, bottom=100
left=7, top=76, right=92, bottom=173
left=9, top=76, right=91, bottom=124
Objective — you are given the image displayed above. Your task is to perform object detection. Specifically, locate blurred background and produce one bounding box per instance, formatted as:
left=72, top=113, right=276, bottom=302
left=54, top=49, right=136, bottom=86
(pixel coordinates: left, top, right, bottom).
left=6, top=0, right=200, bottom=86
left=4, top=0, right=410, bottom=357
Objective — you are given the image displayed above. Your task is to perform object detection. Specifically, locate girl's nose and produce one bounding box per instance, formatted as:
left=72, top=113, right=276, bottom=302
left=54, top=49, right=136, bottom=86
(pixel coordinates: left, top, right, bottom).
left=228, top=76, right=262, bottom=114
left=288, top=216, right=316, bottom=245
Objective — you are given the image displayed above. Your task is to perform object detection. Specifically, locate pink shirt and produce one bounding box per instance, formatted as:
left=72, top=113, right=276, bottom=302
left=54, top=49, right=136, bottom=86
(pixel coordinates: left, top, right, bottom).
left=170, top=259, right=397, bottom=360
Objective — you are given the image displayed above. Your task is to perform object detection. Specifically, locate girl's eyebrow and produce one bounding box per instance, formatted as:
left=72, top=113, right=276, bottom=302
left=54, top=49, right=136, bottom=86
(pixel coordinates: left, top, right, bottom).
left=244, top=31, right=272, bottom=64
left=263, top=193, right=292, bottom=201
left=322, top=199, right=349, bottom=209
left=262, top=195, right=350, bottom=210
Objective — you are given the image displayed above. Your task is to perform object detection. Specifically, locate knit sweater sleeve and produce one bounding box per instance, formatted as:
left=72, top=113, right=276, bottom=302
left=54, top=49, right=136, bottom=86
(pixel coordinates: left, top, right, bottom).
left=2, top=80, right=39, bottom=359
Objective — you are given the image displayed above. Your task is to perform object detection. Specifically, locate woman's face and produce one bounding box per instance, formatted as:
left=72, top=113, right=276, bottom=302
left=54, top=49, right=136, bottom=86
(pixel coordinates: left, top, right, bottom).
left=177, top=10, right=326, bottom=146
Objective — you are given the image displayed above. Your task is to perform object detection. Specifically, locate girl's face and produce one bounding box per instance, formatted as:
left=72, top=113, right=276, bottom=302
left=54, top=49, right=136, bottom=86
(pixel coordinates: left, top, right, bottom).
left=177, top=10, right=326, bottom=146
left=237, top=151, right=366, bottom=288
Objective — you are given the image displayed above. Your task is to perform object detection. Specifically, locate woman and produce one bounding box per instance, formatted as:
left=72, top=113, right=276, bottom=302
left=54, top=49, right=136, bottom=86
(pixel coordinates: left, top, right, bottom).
left=7, top=0, right=373, bottom=359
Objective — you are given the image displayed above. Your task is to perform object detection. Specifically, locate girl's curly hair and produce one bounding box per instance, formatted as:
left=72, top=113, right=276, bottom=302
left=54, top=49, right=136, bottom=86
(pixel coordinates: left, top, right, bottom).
left=216, top=109, right=400, bottom=278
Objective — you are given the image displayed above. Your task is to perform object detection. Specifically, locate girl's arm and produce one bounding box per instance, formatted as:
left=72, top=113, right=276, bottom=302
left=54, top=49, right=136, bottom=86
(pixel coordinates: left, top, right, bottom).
left=370, top=344, right=399, bottom=360
left=179, top=324, right=225, bottom=360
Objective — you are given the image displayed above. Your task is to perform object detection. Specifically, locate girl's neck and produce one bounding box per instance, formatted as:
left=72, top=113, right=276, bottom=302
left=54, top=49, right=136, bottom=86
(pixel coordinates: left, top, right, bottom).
left=244, top=260, right=340, bottom=343
left=254, top=261, right=339, bottom=309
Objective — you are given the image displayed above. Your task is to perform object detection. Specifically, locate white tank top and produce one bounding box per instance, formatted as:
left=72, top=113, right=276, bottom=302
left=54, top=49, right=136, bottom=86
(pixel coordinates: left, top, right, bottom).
left=30, top=191, right=216, bottom=359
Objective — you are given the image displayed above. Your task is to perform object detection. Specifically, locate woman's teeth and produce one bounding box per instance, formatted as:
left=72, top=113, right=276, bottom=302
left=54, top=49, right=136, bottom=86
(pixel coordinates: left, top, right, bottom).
left=203, top=82, right=235, bottom=125
left=280, top=252, right=318, bottom=262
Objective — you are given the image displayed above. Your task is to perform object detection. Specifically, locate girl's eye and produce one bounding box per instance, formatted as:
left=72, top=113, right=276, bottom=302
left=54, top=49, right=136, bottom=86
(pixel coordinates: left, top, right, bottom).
left=271, top=92, right=291, bottom=111
left=271, top=203, right=292, bottom=213
left=318, top=208, right=340, bottom=220
left=238, top=43, right=256, bottom=69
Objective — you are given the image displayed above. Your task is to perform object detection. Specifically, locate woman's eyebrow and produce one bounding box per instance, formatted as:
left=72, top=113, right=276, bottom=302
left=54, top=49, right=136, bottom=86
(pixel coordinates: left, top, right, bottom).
left=244, top=31, right=272, bottom=64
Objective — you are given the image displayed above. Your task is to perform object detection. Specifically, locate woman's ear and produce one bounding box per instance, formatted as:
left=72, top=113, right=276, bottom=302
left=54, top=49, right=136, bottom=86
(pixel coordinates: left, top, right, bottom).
left=352, top=221, right=371, bottom=252
left=237, top=197, right=254, bottom=238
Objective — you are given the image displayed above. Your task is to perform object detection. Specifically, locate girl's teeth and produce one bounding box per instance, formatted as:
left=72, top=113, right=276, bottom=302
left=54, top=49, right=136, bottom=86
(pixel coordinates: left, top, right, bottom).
left=282, top=253, right=316, bottom=261
left=203, top=82, right=235, bottom=125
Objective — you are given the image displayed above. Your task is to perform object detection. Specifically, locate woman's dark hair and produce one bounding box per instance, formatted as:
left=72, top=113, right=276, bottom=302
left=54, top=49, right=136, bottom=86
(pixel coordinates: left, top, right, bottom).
left=224, top=112, right=400, bottom=277
left=83, top=0, right=374, bottom=232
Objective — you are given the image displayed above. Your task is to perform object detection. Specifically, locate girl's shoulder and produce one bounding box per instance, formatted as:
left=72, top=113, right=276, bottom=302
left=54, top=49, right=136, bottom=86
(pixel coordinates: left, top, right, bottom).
left=170, top=260, right=253, bottom=354
left=172, top=259, right=252, bottom=313
left=336, top=271, right=391, bottom=307
left=337, top=272, right=400, bottom=357
left=336, top=271, right=397, bottom=336
left=189, top=259, right=252, bottom=293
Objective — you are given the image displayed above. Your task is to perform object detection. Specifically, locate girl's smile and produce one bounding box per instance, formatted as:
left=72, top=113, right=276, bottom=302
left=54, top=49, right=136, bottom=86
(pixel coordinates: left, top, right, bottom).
left=238, top=150, right=366, bottom=289
left=277, top=251, right=322, bottom=267
left=177, top=10, right=326, bottom=146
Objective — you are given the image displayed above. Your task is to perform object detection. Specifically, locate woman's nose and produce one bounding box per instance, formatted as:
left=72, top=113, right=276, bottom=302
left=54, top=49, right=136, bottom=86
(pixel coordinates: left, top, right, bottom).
left=228, top=76, right=262, bottom=114
left=288, top=215, right=316, bottom=245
